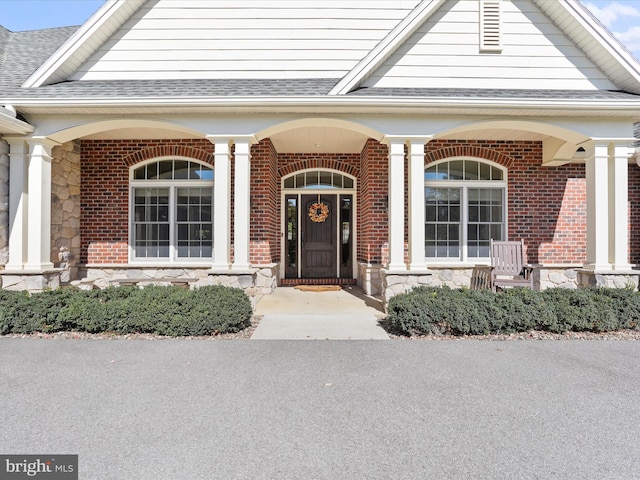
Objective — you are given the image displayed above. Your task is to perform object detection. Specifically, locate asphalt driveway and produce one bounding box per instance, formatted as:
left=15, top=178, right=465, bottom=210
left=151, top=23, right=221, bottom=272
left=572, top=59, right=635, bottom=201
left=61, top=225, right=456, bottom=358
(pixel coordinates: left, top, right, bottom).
left=1, top=338, right=639, bottom=479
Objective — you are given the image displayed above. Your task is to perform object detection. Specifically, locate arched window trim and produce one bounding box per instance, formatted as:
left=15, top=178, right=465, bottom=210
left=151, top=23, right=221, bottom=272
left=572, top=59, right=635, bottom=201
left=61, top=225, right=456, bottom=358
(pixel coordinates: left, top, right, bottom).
left=129, top=156, right=214, bottom=264
left=282, top=168, right=357, bottom=190
left=424, top=157, right=508, bottom=263
left=130, top=156, right=213, bottom=183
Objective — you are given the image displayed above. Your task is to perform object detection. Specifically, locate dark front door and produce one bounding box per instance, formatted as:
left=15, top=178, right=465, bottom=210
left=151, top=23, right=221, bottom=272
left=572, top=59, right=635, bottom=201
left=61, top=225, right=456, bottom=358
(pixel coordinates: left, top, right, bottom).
left=301, top=194, right=336, bottom=278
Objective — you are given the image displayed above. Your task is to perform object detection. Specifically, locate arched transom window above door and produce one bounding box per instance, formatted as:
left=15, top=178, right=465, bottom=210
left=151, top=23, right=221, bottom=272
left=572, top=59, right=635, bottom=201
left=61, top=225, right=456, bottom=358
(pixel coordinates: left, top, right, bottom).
left=424, top=158, right=507, bottom=261
left=283, top=169, right=354, bottom=189
left=130, top=158, right=213, bottom=262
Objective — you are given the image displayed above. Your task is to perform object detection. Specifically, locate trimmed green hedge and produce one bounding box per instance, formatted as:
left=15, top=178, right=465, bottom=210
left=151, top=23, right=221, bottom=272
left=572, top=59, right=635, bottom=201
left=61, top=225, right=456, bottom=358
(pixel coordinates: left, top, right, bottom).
left=387, top=286, right=640, bottom=336
left=0, top=285, right=252, bottom=336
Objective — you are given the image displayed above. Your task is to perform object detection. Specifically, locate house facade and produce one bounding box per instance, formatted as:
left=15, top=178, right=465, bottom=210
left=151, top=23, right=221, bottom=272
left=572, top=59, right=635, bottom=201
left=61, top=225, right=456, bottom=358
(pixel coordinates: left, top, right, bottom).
left=1, top=0, right=640, bottom=302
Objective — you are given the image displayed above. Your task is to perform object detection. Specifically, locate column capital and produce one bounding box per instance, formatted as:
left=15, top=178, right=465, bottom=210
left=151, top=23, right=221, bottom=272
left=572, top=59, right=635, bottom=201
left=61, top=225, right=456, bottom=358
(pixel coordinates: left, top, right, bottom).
left=205, top=134, right=257, bottom=146
left=380, top=135, right=433, bottom=147
left=25, top=136, right=60, bottom=149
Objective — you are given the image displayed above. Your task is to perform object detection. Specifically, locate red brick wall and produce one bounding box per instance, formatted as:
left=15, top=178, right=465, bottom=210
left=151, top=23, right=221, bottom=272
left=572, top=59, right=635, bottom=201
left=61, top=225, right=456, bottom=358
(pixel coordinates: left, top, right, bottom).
left=425, top=140, right=587, bottom=264
left=80, top=137, right=597, bottom=268
left=250, top=140, right=278, bottom=264
left=358, top=139, right=389, bottom=264
left=81, top=139, right=215, bottom=264
left=629, top=164, right=640, bottom=265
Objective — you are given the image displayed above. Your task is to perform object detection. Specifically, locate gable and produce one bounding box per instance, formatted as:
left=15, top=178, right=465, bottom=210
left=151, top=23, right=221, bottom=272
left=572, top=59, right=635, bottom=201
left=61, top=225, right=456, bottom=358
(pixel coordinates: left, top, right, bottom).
left=362, top=0, right=617, bottom=90
left=69, top=0, right=421, bottom=81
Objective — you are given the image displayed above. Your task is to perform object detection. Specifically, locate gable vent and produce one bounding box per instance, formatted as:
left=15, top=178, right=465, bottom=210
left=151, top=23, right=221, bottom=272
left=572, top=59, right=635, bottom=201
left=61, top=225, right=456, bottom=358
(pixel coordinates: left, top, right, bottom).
left=480, top=0, right=502, bottom=52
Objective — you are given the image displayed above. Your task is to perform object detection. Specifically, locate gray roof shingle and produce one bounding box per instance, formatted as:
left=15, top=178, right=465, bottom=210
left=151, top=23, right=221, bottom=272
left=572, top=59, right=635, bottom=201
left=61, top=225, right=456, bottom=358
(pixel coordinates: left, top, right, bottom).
left=0, top=26, right=79, bottom=91
left=348, top=87, right=640, bottom=100
left=0, top=78, right=339, bottom=98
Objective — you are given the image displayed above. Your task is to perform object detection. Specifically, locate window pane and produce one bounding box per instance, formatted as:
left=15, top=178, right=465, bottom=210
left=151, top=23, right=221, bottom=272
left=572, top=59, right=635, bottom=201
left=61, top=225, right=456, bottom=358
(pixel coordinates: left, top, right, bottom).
left=174, top=160, right=190, bottom=179
left=469, top=205, right=479, bottom=222
left=133, top=187, right=170, bottom=259
left=344, top=177, right=354, bottom=188
left=465, top=160, right=479, bottom=180
left=147, top=162, right=158, bottom=180
left=319, top=171, right=332, bottom=187
left=491, top=166, right=503, bottom=181
left=424, top=187, right=461, bottom=259
left=175, top=187, right=213, bottom=258
left=425, top=166, right=439, bottom=181
left=450, top=206, right=460, bottom=222
left=449, top=160, right=464, bottom=180
left=158, top=160, right=173, bottom=179
left=284, top=176, right=294, bottom=188
left=134, top=165, right=146, bottom=180
left=479, top=162, right=491, bottom=180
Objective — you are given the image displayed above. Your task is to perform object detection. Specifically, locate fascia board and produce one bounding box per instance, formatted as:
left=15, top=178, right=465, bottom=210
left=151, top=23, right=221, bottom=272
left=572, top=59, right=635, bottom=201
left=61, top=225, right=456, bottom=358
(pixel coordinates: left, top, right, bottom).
left=22, top=0, right=146, bottom=88
left=0, top=109, right=34, bottom=135
left=8, top=96, right=640, bottom=114
left=536, top=0, right=640, bottom=94
left=329, top=0, right=447, bottom=96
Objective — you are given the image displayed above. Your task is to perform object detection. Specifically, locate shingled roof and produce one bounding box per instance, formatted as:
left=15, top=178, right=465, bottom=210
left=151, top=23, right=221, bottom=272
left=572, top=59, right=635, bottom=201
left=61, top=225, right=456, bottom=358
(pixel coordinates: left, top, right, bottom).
left=0, top=26, right=79, bottom=92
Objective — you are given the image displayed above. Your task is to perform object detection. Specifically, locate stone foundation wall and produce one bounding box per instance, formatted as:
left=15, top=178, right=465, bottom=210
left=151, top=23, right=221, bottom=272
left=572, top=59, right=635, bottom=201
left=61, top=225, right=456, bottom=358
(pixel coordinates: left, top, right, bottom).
left=379, top=265, right=640, bottom=305
left=73, top=263, right=279, bottom=309
left=1, top=271, right=62, bottom=292
left=51, top=141, right=81, bottom=277
left=0, top=139, right=8, bottom=265
left=576, top=271, right=640, bottom=290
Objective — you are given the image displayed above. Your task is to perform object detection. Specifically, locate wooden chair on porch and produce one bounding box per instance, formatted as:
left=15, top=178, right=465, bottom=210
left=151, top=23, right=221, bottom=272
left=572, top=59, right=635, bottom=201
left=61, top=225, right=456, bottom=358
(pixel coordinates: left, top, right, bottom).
left=487, top=239, right=534, bottom=292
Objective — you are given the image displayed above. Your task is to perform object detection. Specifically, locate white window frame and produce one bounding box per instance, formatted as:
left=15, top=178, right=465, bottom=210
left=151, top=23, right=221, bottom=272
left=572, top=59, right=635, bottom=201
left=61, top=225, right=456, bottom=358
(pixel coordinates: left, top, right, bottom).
left=425, top=158, right=507, bottom=263
left=129, top=157, right=214, bottom=265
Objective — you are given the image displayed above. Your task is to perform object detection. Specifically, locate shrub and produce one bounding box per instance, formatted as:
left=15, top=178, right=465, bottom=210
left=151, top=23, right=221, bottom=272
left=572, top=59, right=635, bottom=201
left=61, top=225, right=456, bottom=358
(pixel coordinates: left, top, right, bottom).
left=387, top=286, right=639, bottom=336
left=0, top=285, right=252, bottom=336
left=541, top=288, right=619, bottom=333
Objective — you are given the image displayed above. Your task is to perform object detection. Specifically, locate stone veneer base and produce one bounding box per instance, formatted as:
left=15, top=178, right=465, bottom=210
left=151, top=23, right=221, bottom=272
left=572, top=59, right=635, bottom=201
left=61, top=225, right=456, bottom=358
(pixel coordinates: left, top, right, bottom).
left=72, top=264, right=280, bottom=309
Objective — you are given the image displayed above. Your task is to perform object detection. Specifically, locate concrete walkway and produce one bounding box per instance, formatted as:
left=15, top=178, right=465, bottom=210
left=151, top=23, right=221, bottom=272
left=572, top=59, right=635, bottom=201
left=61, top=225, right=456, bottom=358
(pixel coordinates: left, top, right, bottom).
left=251, top=286, right=389, bottom=340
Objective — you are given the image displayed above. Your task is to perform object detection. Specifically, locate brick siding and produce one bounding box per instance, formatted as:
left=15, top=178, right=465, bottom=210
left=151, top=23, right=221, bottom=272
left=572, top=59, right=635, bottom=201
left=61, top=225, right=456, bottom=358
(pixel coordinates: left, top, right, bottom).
left=79, top=137, right=610, bottom=269
left=80, top=139, right=215, bottom=264
left=425, top=140, right=587, bottom=264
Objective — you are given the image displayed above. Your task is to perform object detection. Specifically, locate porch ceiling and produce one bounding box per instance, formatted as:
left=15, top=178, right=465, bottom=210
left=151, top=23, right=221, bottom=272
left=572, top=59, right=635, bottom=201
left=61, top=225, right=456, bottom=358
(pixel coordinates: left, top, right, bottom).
left=80, top=126, right=550, bottom=147
left=269, top=126, right=369, bottom=153
left=438, top=128, right=549, bottom=142
left=81, top=126, right=201, bottom=140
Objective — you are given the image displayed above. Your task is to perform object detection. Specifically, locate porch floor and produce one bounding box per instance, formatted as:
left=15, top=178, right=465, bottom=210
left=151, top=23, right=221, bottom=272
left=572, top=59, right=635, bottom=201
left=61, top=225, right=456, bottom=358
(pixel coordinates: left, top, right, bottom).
left=251, top=286, right=388, bottom=340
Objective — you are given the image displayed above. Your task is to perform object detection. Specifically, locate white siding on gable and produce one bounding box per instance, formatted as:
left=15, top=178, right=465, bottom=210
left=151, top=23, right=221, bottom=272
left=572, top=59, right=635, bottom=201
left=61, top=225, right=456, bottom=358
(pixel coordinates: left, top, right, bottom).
left=70, top=0, right=420, bottom=81
left=363, top=0, right=617, bottom=90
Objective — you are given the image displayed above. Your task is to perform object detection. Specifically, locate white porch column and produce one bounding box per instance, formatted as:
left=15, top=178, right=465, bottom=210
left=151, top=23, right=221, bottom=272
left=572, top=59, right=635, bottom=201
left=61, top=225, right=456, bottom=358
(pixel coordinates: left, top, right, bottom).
left=408, top=137, right=432, bottom=270
left=208, top=137, right=231, bottom=270
left=609, top=143, right=632, bottom=270
left=25, top=138, right=56, bottom=271
left=5, top=137, right=28, bottom=270
left=387, top=138, right=406, bottom=271
left=585, top=142, right=611, bottom=270
left=232, top=136, right=255, bottom=272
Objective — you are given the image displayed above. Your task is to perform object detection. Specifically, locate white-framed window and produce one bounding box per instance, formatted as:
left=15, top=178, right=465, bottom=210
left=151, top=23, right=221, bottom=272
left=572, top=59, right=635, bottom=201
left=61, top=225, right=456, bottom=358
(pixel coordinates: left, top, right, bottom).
left=425, top=158, right=506, bottom=261
left=130, top=158, right=213, bottom=263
